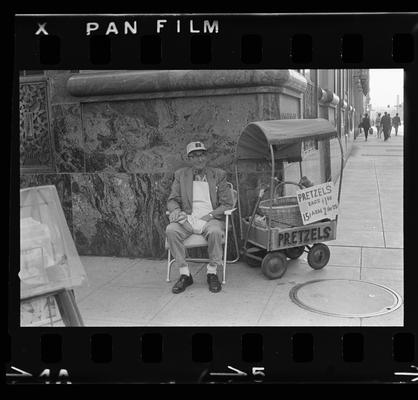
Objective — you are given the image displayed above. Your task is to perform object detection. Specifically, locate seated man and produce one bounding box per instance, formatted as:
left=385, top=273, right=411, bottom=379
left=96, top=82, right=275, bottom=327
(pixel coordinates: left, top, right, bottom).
left=166, top=141, right=233, bottom=294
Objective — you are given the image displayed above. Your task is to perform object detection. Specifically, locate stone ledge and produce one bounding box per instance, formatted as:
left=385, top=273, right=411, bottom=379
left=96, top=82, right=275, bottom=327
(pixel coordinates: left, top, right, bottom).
left=67, top=70, right=308, bottom=98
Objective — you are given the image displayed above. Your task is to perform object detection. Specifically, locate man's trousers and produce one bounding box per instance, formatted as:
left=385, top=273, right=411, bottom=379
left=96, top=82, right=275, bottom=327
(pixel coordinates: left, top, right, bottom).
left=166, top=219, right=225, bottom=271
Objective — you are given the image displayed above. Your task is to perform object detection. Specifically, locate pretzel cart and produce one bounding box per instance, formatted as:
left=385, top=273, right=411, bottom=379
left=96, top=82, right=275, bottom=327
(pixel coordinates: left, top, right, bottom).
left=235, top=118, right=344, bottom=279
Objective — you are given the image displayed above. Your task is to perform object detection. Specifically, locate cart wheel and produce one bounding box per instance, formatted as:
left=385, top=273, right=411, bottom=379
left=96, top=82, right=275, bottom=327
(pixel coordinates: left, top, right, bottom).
left=261, top=252, right=287, bottom=279
left=307, top=243, right=330, bottom=270
left=284, top=246, right=305, bottom=260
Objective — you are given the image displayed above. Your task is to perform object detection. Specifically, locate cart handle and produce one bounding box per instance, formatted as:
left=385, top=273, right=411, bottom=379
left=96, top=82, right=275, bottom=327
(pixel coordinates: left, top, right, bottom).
left=273, top=181, right=304, bottom=198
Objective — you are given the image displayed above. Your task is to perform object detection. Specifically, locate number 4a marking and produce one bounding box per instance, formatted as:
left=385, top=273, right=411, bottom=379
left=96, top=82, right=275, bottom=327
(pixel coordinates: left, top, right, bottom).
left=40, top=369, right=71, bottom=384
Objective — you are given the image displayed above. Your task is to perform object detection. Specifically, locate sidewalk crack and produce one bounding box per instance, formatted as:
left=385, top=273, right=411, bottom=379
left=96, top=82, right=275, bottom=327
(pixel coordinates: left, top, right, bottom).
left=76, top=258, right=141, bottom=304
left=255, top=284, right=278, bottom=325
left=374, top=161, right=387, bottom=248
left=147, top=293, right=179, bottom=324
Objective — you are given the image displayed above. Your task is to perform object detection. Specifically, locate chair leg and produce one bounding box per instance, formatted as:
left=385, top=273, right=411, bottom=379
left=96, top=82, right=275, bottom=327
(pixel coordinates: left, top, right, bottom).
left=167, top=249, right=172, bottom=282
left=222, top=215, right=229, bottom=284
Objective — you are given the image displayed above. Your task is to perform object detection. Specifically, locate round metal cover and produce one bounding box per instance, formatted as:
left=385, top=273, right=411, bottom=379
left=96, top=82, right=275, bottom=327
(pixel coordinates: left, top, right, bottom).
left=289, top=279, right=402, bottom=318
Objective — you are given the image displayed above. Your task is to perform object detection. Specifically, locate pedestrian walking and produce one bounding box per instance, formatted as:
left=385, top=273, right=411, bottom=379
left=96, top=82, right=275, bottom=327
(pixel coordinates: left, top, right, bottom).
left=166, top=141, right=233, bottom=294
left=357, top=119, right=363, bottom=138
left=387, top=113, right=392, bottom=137
left=361, top=113, right=371, bottom=141
left=381, top=112, right=390, bottom=141
left=375, top=113, right=382, bottom=139
left=392, top=113, right=401, bottom=136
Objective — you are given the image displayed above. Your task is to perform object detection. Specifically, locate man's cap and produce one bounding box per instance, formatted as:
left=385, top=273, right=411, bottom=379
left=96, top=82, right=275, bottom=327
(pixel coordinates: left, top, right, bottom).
left=186, top=141, right=207, bottom=155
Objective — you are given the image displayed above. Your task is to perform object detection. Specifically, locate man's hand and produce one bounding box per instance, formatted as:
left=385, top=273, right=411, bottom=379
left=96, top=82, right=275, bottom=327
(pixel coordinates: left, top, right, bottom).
left=200, top=214, right=214, bottom=222
left=169, top=209, right=181, bottom=223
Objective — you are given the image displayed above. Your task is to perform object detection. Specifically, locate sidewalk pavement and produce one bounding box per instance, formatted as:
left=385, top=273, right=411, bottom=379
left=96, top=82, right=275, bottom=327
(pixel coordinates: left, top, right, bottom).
left=73, top=129, right=404, bottom=327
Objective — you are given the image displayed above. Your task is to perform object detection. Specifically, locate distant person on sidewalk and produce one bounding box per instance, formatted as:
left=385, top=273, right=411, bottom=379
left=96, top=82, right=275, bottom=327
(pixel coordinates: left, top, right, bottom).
left=381, top=112, right=391, bottom=141
left=166, top=141, right=233, bottom=294
left=387, top=113, right=392, bottom=137
left=392, top=113, right=401, bottom=136
left=375, top=113, right=382, bottom=139
left=361, top=113, right=371, bottom=141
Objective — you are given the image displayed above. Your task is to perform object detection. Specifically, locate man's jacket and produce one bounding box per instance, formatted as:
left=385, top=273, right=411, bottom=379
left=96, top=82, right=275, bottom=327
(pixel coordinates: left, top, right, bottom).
left=381, top=115, right=391, bottom=129
left=167, top=167, right=234, bottom=219
left=362, top=117, right=370, bottom=129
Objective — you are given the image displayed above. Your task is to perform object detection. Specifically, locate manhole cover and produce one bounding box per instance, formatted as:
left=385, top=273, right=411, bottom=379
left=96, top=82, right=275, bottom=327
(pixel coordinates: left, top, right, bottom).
left=289, top=279, right=402, bottom=318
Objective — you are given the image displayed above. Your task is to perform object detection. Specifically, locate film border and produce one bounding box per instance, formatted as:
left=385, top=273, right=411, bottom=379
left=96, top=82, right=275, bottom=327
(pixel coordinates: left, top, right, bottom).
left=8, top=13, right=418, bottom=384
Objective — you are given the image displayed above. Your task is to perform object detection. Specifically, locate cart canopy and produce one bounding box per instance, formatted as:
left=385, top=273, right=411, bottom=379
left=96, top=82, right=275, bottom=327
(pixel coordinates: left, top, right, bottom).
left=236, top=118, right=338, bottom=161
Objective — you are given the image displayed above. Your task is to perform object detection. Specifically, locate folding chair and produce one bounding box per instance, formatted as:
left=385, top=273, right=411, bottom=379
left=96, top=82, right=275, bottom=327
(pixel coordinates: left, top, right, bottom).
left=165, top=182, right=239, bottom=284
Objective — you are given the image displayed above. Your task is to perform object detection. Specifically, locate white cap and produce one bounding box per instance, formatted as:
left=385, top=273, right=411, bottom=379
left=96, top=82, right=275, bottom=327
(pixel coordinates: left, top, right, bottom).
left=186, top=141, right=207, bottom=155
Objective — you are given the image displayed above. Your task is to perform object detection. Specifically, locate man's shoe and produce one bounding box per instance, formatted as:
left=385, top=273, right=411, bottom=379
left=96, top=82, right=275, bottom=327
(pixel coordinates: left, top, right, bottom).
left=172, top=274, right=193, bottom=294
left=207, top=273, right=222, bottom=293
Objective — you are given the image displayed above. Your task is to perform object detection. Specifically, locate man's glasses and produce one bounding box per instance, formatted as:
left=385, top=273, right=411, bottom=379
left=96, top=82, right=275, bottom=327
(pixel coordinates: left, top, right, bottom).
left=189, top=152, right=207, bottom=159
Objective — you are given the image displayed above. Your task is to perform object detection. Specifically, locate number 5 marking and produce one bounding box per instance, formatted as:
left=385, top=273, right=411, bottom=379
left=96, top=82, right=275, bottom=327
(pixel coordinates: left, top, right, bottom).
left=252, top=367, right=265, bottom=382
